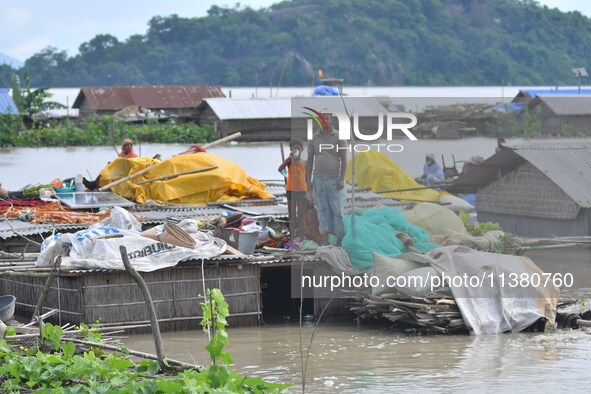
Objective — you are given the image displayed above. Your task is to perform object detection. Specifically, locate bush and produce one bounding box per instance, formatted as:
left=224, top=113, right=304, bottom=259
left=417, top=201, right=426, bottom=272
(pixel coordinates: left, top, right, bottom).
left=4, top=117, right=217, bottom=147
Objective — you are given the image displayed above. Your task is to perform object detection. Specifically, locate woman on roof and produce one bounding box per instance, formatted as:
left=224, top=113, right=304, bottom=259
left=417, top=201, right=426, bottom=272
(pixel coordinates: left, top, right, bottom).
left=118, top=139, right=139, bottom=159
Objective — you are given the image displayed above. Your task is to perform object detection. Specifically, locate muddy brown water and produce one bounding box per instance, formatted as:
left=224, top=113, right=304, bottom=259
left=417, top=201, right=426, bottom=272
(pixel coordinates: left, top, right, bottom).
left=5, top=137, right=591, bottom=191
left=125, top=247, right=591, bottom=393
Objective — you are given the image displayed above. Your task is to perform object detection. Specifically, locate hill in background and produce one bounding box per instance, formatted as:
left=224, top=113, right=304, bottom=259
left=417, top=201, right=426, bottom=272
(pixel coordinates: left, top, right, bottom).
left=3, top=0, right=591, bottom=87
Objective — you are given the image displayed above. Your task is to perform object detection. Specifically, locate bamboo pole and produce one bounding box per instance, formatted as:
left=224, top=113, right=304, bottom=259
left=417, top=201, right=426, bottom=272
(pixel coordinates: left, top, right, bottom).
left=375, top=183, right=454, bottom=194
left=98, top=163, right=159, bottom=191
left=119, top=245, right=167, bottom=371
left=68, top=338, right=201, bottom=371
left=136, top=166, right=217, bottom=185
left=201, top=132, right=241, bottom=149
left=31, top=256, right=62, bottom=322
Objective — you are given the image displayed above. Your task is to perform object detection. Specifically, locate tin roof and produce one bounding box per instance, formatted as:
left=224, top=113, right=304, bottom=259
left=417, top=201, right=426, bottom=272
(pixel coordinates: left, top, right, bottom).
left=0, top=88, right=19, bottom=115
left=451, top=142, right=591, bottom=208
left=202, top=96, right=387, bottom=120
left=530, top=95, right=591, bottom=115
left=202, top=98, right=292, bottom=120
left=72, top=85, right=224, bottom=110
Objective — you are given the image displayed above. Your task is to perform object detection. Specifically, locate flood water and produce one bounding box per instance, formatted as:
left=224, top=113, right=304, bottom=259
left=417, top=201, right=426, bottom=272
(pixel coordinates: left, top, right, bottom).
left=124, top=246, right=591, bottom=393
left=3, top=137, right=591, bottom=191
left=3, top=137, right=591, bottom=391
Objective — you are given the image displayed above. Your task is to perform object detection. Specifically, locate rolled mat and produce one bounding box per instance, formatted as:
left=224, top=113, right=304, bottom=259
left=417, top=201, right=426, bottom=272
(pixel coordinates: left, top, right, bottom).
left=142, top=222, right=196, bottom=249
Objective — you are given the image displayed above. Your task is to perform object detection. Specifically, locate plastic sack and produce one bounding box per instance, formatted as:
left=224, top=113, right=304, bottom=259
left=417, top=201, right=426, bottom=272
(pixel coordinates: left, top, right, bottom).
left=91, top=206, right=141, bottom=231
left=439, top=194, right=475, bottom=212
left=427, top=246, right=558, bottom=334
left=402, top=203, right=467, bottom=238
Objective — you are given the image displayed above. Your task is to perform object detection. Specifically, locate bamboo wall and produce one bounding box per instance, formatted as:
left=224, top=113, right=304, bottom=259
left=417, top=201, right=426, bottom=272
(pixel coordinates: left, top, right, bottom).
left=0, top=263, right=261, bottom=330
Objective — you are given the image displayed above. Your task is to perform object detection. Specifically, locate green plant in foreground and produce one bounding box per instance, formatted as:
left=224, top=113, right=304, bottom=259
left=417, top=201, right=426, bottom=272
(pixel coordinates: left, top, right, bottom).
left=0, top=292, right=290, bottom=393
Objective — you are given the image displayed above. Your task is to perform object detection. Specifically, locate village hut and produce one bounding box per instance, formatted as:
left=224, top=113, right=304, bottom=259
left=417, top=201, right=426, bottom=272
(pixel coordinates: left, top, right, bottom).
left=197, top=98, right=293, bottom=141
left=197, top=96, right=389, bottom=142
left=73, top=85, right=224, bottom=120
left=527, top=95, right=591, bottom=136
left=450, top=142, right=591, bottom=237
left=511, top=88, right=591, bottom=104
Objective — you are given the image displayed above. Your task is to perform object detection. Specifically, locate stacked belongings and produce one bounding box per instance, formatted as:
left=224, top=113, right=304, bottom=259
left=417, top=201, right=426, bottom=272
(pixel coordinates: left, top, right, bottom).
left=98, top=153, right=273, bottom=205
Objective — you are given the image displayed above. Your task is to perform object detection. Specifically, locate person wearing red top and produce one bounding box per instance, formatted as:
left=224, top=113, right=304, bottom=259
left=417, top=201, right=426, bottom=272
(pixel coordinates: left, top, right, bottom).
left=278, top=140, right=307, bottom=245
left=118, top=139, right=139, bottom=158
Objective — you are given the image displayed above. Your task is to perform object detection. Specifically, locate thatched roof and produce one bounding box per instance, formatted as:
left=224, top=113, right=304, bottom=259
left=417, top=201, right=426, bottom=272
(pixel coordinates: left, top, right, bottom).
left=476, top=162, right=581, bottom=219
left=451, top=141, right=591, bottom=209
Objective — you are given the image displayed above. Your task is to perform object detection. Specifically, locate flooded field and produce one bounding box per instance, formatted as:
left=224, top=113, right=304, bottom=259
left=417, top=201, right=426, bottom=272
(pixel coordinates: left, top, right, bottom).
left=0, top=137, right=572, bottom=191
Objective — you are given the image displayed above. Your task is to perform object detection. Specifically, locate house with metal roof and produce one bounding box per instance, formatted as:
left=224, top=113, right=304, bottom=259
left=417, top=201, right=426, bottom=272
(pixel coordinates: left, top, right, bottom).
left=450, top=142, right=591, bottom=236
left=511, top=88, right=591, bottom=103
left=525, top=95, right=591, bottom=136
left=197, top=97, right=388, bottom=141
left=0, top=88, right=19, bottom=115
left=73, top=85, right=224, bottom=119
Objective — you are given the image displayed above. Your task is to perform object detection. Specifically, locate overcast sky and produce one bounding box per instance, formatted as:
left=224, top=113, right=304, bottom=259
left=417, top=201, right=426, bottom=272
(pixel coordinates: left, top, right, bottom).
left=1, top=0, right=590, bottom=61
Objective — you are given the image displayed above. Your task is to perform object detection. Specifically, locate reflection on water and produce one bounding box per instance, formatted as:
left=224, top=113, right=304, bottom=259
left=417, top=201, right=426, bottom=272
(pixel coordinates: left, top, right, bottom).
left=123, top=246, right=591, bottom=392
left=125, top=323, right=591, bottom=393
left=0, top=137, right=570, bottom=191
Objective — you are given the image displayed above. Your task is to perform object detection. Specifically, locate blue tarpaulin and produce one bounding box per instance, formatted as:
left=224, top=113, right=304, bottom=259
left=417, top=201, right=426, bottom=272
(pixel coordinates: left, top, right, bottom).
left=0, top=88, right=19, bottom=115
left=312, top=85, right=340, bottom=96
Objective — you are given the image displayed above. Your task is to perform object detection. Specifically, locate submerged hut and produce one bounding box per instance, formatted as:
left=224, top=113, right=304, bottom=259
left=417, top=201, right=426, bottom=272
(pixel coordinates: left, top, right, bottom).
left=197, top=96, right=389, bottom=142
left=528, top=95, right=591, bottom=136
left=451, top=142, right=591, bottom=237
left=73, top=85, right=224, bottom=120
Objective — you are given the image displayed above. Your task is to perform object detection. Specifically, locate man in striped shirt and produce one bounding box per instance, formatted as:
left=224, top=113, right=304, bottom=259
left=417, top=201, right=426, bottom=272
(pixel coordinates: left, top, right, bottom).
left=306, top=113, right=348, bottom=246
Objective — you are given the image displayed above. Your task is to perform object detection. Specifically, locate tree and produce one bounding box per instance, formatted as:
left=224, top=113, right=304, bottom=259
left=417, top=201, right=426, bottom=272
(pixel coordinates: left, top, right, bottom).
left=11, top=71, right=65, bottom=117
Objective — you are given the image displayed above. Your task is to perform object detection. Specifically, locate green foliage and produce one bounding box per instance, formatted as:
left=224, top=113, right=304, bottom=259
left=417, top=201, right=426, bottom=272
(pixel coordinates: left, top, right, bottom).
left=464, top=221, right=503, bottom=236
left=7, top=0, right=591, bottom=87
left=0, top=310, right=290, bottom=393
left=10, top=71, right=65, bottom=116
left=494, top=107, right=542, bottom=138
left=200, top=288, right=233, bottom=367
left=0, top=117, right=216, bottom=148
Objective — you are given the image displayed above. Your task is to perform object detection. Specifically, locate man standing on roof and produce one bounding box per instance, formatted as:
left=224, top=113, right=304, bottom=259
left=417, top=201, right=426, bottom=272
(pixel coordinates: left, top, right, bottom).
left=306, top=112, right=347, bottom=246
left=419, top=153, right=445, bottom=186
left=118, top=139, right=138, bottom=158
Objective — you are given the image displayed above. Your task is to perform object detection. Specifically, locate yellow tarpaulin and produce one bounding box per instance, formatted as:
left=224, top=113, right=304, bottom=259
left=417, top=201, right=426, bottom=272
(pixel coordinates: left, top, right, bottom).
left=99, top=153, right=273, bottom=205
left=345, top=151, right=445, bottom=202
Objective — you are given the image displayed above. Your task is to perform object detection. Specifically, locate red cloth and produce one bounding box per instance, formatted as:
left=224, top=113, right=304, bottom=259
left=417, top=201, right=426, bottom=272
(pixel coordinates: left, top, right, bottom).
left=118, top=151, right=138, bottom=158
left=0, top=198, right=49, bottom=208
left=176, top=145, right=207, bottom=155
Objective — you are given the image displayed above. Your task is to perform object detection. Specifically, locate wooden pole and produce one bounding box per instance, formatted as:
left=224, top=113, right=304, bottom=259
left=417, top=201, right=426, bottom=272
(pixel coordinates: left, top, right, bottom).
left=201, top=132, right=242, bottom=149
left=119, top=245, right=167, bottom=370
left=280, top=142, right=287, bottom=185
left=69, top=338, right=201, bottom=371
left=136, top=166, right=217, bottom=185
left=31, top=256, right=62, bottom=323
left=98, top=163, right=158, bottom=191
left=375, top=183, right=454, bottom=194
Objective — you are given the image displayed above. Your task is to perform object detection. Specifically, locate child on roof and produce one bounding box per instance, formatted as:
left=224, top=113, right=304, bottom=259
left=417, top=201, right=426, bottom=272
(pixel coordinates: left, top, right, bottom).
left=278, top=140, right=308, bottom=248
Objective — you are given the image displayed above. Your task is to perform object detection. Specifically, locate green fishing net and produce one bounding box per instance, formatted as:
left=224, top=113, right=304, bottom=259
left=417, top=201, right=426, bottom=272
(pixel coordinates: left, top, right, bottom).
left=342, top=207, right=440, bottom=270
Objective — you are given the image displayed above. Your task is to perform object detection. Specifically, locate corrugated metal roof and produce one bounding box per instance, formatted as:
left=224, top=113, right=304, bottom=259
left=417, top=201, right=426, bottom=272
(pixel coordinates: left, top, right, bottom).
left=73, top=85, right=224, bottom=110
left=202, top=97, right=387, bottom=120
left=510, top=143, right=591, bottom=208
left=203, top=98, right=292, bottom=120
left=0, top=88, right=19, bottom=115
left=451, top=142, right=591, bottom=208
left=0, top=221, right=88, bottom=240
left=532, top=95, right=591, bottom=115
left=515, top=89, right=591, bottom=101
